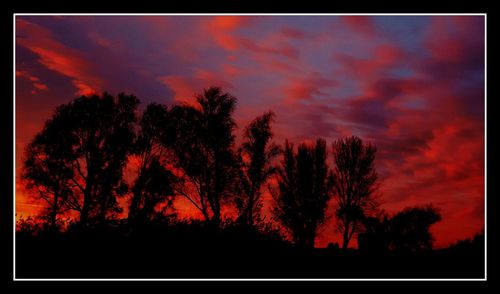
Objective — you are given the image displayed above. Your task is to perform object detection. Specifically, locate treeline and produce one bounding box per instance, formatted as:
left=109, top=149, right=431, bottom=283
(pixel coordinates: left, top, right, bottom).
left=21, top=86, right=444, bottom=251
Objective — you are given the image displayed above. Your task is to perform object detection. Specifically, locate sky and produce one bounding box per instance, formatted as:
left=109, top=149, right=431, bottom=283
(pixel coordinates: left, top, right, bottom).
left=15, top=15, right=485, bottom=248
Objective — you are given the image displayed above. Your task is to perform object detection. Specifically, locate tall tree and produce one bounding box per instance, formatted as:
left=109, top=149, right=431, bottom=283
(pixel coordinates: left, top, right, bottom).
left=272, top=139, right=333, bottom=248
left=24, top=93, right=139, bottom=228
left=128, top=103, right=176, bottom=224
left=236, top=111, right=280, bottom=227
left=169, top=87, right=239, bottom=226
left=332, top=136, right=378, bottom=250
left=22, top=116, right=76, bottom=230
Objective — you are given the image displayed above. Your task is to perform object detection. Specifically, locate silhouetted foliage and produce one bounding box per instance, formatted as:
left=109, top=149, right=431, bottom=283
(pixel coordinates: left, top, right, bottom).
left=168, top=87, right=240, bottom=227
left=272, top=139, right=333, bottom=248
left=16, top=215, right=484, bottom=279
left=389, top=205, right=441, bottom=252
left=23, top=93, right=139, bottom=228
left=331, top=136, right=378, bottom=250
left=236, top=111, right=280, bottom=227
left=16, top=216, right=43, bottom=237
left=448, top=230, right=484, bottom=253
left=17, top=86, right=484, bottom=279
left=357, top=211, right=391, bottom=253
left=128, top=103, right=176, bottom=225
left=23, top=117, right=75, bottom=230
left=131, top=158, right=176, bottom=224
left=358, top=205, right=442, bottom=253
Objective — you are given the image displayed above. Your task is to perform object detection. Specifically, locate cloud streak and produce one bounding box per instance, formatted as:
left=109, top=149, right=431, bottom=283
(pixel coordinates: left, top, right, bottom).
left=16, top=19, right=101, bottom=96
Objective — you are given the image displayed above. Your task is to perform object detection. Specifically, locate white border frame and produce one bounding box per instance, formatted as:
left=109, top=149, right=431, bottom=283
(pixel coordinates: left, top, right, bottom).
left=13, top=13, right=488, bottom=281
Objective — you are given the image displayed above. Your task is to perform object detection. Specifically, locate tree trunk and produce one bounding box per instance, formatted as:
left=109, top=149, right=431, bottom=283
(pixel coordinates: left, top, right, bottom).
left=80, top=174, right=94, bottom=228
left=50, top=191, right=59, bottom=231
left=342, top=220, right=350, bottom=250
left=307, top=224, right=317, bottom=249
left=212, top=206, right=221, bottom=228
left=98, top=192, right=110, bottom=226
left=128, top=164, right=148, bottom=223
left=248, top=190, right=254, bottom=227
left=128, top=188, right=143, bottom=223
left=207, top=190, right=221, bottom=228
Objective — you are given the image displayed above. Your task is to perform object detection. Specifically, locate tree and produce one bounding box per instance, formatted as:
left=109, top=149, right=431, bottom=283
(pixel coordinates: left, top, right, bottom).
left=24, top=93, right=139, bottom=228
left=131, top=158, right=176, bottom=224
left=272, top=139, right=333, bottom=248
left=128, top=103, right=176, bottom=224
left=357, top=211, right=390, bottom=253
left=389, top=205, right=441, bottom=252
left=358, top=205, right=442, bottom=253
left=332, top=136, right=378, bottom=250
left=22, top=116, right=76, bottom=230
left=169, top=87, right=239, bottom=226
left=236, top=111, right=280, bottom=227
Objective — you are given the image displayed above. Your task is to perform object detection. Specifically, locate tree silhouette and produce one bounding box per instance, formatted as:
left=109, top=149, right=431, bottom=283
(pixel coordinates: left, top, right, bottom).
left=22, top=116, right=76, bottom=230
left=18, top=85, right=488, bottom=279
left=448, top=230, right=484, bottom=253
left=357, top=211, right=391, bottom=253
left=132, top=158, right=176, bottom=223
left=389, top=205, right=441, bottom=252
left=128, top=103, right=176, bottom=224
left=169, top=87, right=239, bottom=227
left=25, top=93, right=139, bottom=228
left=332, top=136, right=378, bottom=250
left=236, top=111, right=280, bottom=227
left=272, top=139, right=333, bottom=248
left=358, top=205, right=442, bottom=253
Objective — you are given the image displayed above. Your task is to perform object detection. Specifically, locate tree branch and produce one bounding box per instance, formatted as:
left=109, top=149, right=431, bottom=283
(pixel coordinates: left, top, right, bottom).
left=69, top=177, right=85, bottom=193
left=73, top=159, right=87, bottom=181
left=174, top=187, right=204, bottom=214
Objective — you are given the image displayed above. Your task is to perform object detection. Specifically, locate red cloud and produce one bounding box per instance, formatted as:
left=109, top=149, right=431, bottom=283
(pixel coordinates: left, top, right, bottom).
left=266, top=60, right=300, bottom=73
left=158, top=75, right=198, bottom=107
left=205, top=16, right=254, bottom=51
left=159, top=69, right=233, bottom=107
left=16, top=70, right=49, bottom=92
left=16, top=19, right=101, bottom=96
left=222, top=63, right=240, bottom=76
left=87, top=32, right=112, bottom=48
left=239, top=37, right=299, bottom=59
left=210, top=16, right=249, bottom=30
left=341, top=16, right=377, bottom=36
left=378, top=117, right=484, bottom=247
left=336, top=44, right=405, bottom=78
left=284, top=72, right=338, bottom=101
left=204, top=16, right=300, bottom=60
left=422, top=16, right=484, bottom=80
left=281, top=27, right=307, bottom=39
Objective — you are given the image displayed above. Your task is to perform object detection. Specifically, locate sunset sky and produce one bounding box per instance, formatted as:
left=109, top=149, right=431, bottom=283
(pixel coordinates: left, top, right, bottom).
left=15, top=15, right=485, bottom=248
